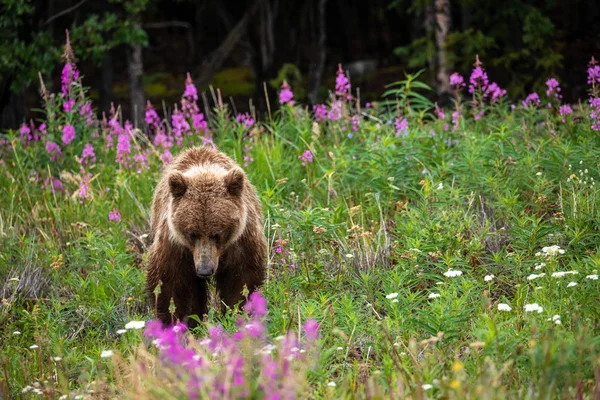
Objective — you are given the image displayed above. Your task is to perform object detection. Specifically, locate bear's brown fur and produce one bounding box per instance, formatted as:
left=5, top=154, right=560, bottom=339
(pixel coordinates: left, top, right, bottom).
left=146, top=146, right=266, bottom=325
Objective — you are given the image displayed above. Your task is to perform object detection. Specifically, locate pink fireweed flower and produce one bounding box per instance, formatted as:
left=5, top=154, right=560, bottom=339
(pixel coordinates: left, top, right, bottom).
left=78, top=173, right=91, bottom=203
left=116, top=130, right=131, bottom=167
left=485, top=82, right=506, bottom=103
left=587, top=64, right=600, bottom=86
left=60, top=62, right=80, bottom=97
left=192, top=113, right=208, bottom=134
left=351, top=114, right=360, bottom=132
left=452, top=111, right=462, bottom=130
left=171, top=107, right=190, bottom=143
left=279, top=80, right=295, bottom=105
left=327, top=101, right=343, bottom=121
left=80, top=102, right=94, bottom=126
left=314, top=104, right=327, bottom=122
left=134, top=151, right=150, bottom=173
left=245, top=292, right=267, bottom=317
left=559, top=104, right=573, bottom=116
left=590, top=97, right=600, bottom=131
left=468, top=66, right=489, bottom=94
left=474, top=110, right=485, bottom=121
left=522, top=92, right=541, bottom=109
left=161, top=148, right=173, bottom=165
left=395, top=117, right=408, bottom=137
left=546, top=78, right=562, bottom=99
left=80, top=143, right=96, bottom=165
left=63, top=99, right=75, bottom=113
left=49, top=178, right=64, bottom=193
left=450, top=72, right=466, bottom=87
left=46, top=141, right=61, bottom=161
left=20, top=123, right=32, bottom=141
left=236, top=113, right=255, bottom=129
left=304, top=318, right=319, bottom=341
left=335, top=64, right=351, bottom=99
left=108, top=209, right=121, bottom=222
left=62, top=124, right=76, bottom=145
left=183, top=72, right=198, bottom=101
left=38, top=123, right=47, bottom=135
left=298, top=150, right=313, bottom=166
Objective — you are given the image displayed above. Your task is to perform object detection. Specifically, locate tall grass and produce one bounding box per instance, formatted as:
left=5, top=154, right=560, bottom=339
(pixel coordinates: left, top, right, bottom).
left=1, top=40, right=600, bottom=398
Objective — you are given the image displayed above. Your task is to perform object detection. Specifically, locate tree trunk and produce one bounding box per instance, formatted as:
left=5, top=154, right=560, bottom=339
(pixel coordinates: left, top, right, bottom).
left=100, top=50, right=113, bottom=116
left=259, top=0, right=276, bottom=74
left=198, top=0, right=267, bottom=86
left=307, top=0, right=328, bottom=104
left=127, top=41, right=145, bottom=127
left=424, top=2, right=435, bottom=77
left=435, top=0, right=451, bottom=96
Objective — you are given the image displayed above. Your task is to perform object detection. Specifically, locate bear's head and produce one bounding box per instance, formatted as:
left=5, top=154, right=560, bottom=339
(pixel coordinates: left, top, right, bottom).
left=166, top=165, right=248, bottom=277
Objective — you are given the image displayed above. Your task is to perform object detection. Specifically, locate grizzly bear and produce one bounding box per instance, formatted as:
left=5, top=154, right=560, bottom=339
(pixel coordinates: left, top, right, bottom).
left=146, top=146, right=266, bottom=326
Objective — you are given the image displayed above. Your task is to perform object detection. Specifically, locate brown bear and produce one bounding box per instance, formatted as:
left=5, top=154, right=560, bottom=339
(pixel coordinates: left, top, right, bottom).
left=146, top=146, right=266, bottom=326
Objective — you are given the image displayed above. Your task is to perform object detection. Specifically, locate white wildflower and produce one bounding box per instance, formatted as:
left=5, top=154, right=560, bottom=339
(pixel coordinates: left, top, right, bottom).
left=552, top=271, right=567, bottom=278
left=53, top=357, right=62, bottom=362
left=534, top=263, right=546, bottom=270
left=527, top=273, right=545, bottom=280
left=484, top=274, right=495, bottom=282
left=116, top=329, right=127, bottom=334
left=567, top=281, right=577, bottom=287
left=422, top=384, right=434, bottom=390
left=497, top=303, right=512, bottom=311
left=524, top=303, right=543, bottom=313
left=327, top=381, right=337, bottom=387
left=536, top=172, right=542, bottom=176
left=443, top=269, right=463, bottom=278
left=345, top=253, right=354, bottom=259
left=541, top=245, right=565, bottom=256
left=386, top=292, right=399, bottom=299
left=336, top=346, right=343, bottom=351
left=29, top=344, right=39, bottom=349
left=585, top=274, right=598, bottom=280
left=13, top=331, right=21, bottom=335
left=100, top=350, right=114, bottom=358
left=428, top=293, right=441, bottom=299
left=437, top=182, right=444, bottom=190
left=125, top=320, right=146, bottom=330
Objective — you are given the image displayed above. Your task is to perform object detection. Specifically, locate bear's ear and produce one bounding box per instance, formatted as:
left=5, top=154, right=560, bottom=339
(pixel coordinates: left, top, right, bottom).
left=224, top=167, right=245, bottom=196
left=168, top=172, right=188, bottom=198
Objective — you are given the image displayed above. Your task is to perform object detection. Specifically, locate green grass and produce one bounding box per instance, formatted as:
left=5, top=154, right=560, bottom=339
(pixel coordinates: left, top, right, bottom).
left=1, top=68, right=600, bottom=399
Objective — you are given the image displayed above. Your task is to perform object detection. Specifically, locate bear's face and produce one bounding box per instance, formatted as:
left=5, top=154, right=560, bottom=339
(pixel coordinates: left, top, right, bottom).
left=166, top=166, right=247, bottom=277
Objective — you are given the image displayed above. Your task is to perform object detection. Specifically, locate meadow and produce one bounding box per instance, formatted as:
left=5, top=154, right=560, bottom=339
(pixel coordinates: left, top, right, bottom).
left=1, top=41, right=600, bottom=399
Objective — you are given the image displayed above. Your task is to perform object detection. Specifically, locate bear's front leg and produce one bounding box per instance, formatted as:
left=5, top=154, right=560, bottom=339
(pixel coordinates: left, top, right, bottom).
left=215, top=244, right=266, bottom=311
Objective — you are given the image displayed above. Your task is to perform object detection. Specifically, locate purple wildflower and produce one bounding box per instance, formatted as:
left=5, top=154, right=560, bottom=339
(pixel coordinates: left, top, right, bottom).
left=236, top=113, right=255, bottom=130
left=522, top=92, right=541, bottom=109
left=351, top=115, right=360, bottom=132
left=46, top=141, right=62, bottom=161
left=545, top=78, right=562, bottom=100
left=20, top=124, right=32, bottom=141
left=172, top=107, right=190, bottom=143
left=246, top=292, right=267, bottom=318
left=108, top=209, right=121, bottom=222
left=559, top=105, right=573, bottom=116
left=50, top=178, right=64, bottom=193
left=193, top=113, right=208, bottom=134
left=80, top=102, right=94, bottom=126
left=303, top=319, right=319, bottom=341
left=78, top=173, right=91, bottom=203
left=63, top=99, right=75, bottom=113
left=474, top=110, right=485, bottom=121
left=62, top=124, right=76, bottom=145
left=116, top=126, right=132, bottom=167
left=134, top=151, right=150, bottom=174
left=279, top=80, right=295, bottom=105
left=314, top=104, right=327, bottom=122
left=468, top=66, right=489, bottom=94
left=327, top=101, right=342, bottom=121
left=60, top=63, right=80, bottom=97
left=161, top=148, right=173, bottom=165
left=298, top=150, right=313, bottom=166
left=38, top=123, right=47, bottom=135
left=485, top=82, right=506, bottom=103
left=450, top=73, right=466, bottom=87
left=395, top=117, right=408, bottom=137
left=335, top=64, right=351, bottom=99
left=184, top=72, right=198, bottom=101
left=587, top=65, right=600, bottom=86
left=80, top=143, right=96, bottom=165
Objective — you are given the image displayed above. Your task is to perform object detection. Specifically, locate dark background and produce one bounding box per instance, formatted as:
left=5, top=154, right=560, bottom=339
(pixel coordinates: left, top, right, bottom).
left=1, top=0, right=599, bottom=129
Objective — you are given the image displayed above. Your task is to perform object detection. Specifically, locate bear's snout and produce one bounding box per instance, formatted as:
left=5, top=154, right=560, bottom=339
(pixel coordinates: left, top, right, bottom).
left=196, top=263, right=215, bottom=277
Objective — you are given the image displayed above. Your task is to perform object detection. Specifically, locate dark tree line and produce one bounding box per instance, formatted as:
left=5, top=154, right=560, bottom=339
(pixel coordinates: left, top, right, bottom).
left=1, top=0, right=599, bottom=129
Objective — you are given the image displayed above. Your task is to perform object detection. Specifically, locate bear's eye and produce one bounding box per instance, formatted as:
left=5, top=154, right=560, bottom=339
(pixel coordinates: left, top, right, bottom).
left=209, top=233, right=220, bottom=242
left=190, top=233, right=198, bottom=241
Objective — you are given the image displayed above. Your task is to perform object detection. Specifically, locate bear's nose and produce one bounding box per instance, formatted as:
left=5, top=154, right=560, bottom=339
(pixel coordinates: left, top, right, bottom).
left=196, top=265, right=214, bottom=277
